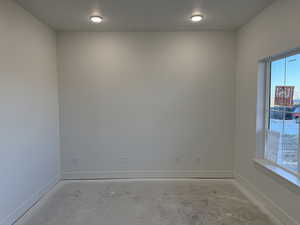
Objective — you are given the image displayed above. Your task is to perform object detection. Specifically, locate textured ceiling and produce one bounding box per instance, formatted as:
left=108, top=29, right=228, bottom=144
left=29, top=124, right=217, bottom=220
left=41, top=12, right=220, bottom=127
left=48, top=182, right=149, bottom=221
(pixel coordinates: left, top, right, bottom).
left=15, top=0, right=275, bottom=31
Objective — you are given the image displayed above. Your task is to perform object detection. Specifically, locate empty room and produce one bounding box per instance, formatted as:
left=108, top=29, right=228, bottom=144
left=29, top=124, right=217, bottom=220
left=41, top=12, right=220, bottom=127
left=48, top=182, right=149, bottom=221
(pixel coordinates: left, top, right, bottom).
left=1, top=0, right=300, bottom=225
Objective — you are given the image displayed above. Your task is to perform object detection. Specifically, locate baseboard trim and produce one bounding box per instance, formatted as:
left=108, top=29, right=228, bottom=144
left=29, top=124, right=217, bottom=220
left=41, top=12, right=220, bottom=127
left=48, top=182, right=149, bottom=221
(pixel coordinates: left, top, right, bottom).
left=234, top=173, right=299, bottom=225
left=62, top=170, right=233, bottom=180
left=0, top=175, right=60, bottom=225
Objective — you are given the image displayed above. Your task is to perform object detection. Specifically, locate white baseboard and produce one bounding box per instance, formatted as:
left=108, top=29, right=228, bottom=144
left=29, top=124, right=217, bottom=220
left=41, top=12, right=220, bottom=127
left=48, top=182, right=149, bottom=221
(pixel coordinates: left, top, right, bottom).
left=234, top=173, right=299, bottom=225
left=62, top=170, right=233, bottom=179
left=0, top=175, right=60, bottom=225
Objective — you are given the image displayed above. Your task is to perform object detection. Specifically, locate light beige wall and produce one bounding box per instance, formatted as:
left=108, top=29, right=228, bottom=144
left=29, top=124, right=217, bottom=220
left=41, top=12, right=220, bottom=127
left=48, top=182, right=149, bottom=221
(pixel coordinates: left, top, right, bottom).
left=235, top=0, right=300, bottom=224
left=0, top=0, right=60, bottom=224
left=57, top=31, right=236, bottom=178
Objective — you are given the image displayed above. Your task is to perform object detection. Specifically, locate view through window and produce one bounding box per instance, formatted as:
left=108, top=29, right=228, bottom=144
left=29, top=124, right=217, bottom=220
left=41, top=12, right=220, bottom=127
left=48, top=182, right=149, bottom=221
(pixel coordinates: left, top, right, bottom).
left=265, top=52, right=300, bottom=173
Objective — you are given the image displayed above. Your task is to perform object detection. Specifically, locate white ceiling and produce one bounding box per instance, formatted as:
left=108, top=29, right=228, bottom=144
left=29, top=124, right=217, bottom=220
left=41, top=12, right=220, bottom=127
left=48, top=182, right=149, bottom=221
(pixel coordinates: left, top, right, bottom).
left=15, top=0, right=274, bottom=31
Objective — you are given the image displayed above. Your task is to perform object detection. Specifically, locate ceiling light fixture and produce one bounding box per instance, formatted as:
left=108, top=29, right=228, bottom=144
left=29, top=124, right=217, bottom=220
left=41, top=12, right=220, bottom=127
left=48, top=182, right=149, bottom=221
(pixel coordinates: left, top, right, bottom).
left=190, top=15, right=203, bottom=22
left=90, top=16, right=103, bottom=24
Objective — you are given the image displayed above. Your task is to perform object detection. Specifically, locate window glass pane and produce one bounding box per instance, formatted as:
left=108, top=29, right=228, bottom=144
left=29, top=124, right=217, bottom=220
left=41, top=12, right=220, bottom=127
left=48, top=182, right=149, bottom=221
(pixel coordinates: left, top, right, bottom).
left=266, top=54, right=300, bottom=173
left=282, top=53, right=300, bottom=172
left=267, top=59, right=285, bottom=164
left=270, top=58, right=286, bottom=106
left=267, top=109, right=283, bottom=163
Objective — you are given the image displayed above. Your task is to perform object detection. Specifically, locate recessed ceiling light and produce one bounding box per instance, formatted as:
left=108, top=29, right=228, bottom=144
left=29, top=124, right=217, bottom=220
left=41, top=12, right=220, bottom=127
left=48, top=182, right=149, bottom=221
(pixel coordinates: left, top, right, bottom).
left=190, top=15, right=203, bottom=22
left=90, top=16, right=103, bottom=24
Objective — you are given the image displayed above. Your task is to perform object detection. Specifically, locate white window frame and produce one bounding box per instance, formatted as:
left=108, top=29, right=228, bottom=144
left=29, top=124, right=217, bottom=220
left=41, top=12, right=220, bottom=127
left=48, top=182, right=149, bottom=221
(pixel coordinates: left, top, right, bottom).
left=254, top=48, right=300, bottom=189
left=264, top=58, right=271, bottom=159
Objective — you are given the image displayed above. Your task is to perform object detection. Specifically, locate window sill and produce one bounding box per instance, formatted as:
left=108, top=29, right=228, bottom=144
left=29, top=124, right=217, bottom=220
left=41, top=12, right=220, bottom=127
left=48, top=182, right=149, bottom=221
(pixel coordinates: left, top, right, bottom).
left=253, top=158, right=300, bottom=189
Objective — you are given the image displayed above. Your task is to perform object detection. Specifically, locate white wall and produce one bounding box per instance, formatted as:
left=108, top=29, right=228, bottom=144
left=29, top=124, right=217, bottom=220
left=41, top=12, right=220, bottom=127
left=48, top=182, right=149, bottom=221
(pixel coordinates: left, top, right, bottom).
left=57, top=32, right=236, bottom=179
left=0, top=0, right=60, bottom=224
left=235, top=0, right=300, bottom=224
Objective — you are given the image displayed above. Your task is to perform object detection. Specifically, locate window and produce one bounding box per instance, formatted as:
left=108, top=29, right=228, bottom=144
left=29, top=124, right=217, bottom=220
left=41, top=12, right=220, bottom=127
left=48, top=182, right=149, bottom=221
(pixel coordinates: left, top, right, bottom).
left=264, top=51, right=300, bottom=174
